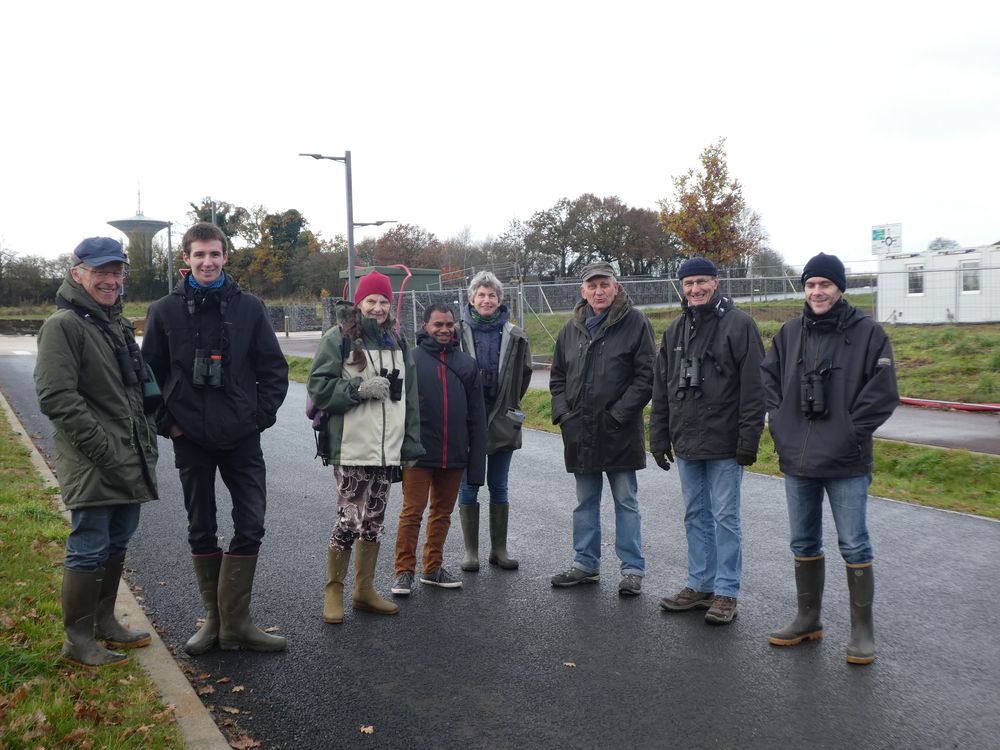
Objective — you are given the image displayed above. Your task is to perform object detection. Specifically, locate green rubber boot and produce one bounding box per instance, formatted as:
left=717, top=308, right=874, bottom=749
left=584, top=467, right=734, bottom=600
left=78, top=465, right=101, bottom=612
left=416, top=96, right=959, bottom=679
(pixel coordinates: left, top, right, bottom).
left=185, top=552, right=222, bottom=656
left=488, top=503, right=519, bottom=570
left=61, top=567, right=128, bottom=668
left=459, top=504, right=480, bottom=572
left=95, top=554, right=151, bottom=650
left=846, top=562, right=876, bottom=665
left=768, top=555, right=824, bottom=647
left=218, top=554, right=287, bottom=651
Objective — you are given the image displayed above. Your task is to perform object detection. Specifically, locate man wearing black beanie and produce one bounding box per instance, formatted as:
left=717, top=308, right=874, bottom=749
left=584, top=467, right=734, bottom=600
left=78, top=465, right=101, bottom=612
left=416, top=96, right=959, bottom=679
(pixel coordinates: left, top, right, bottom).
left=761, top=252, right=899, bottom=665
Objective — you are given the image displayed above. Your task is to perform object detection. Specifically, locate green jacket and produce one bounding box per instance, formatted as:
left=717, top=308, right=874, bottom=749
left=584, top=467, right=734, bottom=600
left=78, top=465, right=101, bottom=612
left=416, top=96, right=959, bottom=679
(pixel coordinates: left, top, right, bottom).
left=307, top=309, right=423, bottom=467
left=34, top=274, right=158, bottom=509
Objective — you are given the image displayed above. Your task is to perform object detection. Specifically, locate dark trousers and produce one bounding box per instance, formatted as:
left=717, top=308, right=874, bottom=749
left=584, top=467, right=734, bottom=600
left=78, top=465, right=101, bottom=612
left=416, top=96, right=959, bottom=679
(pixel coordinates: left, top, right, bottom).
left=173, top=432, right=267, bottom=556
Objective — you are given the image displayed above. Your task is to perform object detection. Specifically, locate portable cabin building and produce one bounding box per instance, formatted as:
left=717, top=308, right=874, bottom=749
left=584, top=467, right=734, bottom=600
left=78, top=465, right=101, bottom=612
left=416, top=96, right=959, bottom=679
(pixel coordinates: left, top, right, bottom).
left=876, top=242, right=999, bottom=324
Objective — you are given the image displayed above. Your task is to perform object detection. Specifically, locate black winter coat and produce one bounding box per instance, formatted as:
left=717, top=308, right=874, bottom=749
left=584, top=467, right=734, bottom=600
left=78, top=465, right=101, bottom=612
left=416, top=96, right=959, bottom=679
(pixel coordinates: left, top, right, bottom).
left=142, top=276, right=289, bottom=450
left=550, top=291, right=655, bottom=473
left=412, top=333, right=487, bottom=484
left=649, top=294, right=765, bottom=460
left=760, top=300, right=899, bottom=478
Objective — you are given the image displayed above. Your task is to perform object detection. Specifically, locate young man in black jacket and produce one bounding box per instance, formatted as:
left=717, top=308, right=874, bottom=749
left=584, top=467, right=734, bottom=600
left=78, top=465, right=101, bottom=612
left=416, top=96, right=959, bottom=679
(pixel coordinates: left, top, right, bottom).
left=142, top=222, right=289, bottom=654
left=761, top=253, right=898, bottom=665
left=391, top=304, right=487, bottom=594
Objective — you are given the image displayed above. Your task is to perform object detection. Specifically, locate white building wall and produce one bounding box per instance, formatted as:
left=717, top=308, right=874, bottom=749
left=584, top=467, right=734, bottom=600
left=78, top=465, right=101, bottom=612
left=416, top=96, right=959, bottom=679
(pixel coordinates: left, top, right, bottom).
left=877, top=244, right=999, bottom=324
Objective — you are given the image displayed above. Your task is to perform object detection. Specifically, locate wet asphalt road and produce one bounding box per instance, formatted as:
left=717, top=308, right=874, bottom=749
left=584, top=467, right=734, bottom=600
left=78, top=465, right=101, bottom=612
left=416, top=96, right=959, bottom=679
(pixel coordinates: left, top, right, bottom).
left=2, top=350, right=1000, bottom=749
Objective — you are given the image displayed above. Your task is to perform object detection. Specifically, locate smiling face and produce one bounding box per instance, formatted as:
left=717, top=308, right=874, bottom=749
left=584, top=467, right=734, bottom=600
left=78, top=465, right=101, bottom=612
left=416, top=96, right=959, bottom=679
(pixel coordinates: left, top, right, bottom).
left=71, top=262, right=126, bottom=307
left=471, top=285, right=500, bottom=318
left=804, top=277, right=843, bottom=315
left=682, top=275, right=719, bottom=307
left=580, top=275, right=619, bottom=314
left=423, top=309, right=456, bottom=345
left=183, top=239, right=228, bottom=286
left=360, top=294, right=391, bottom=324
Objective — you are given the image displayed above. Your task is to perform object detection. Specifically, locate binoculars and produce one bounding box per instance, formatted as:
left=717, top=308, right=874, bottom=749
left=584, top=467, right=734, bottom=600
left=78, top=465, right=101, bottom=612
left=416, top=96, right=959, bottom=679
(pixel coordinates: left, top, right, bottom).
left=799, top=370, right=829, bottom=419
left=193, top=348, right=224, bottom=389
left=380, top=368, right=403, bottom=402
left=114, top=339, right=161, bottom=411
left=675, top=357, right=703, bottom=399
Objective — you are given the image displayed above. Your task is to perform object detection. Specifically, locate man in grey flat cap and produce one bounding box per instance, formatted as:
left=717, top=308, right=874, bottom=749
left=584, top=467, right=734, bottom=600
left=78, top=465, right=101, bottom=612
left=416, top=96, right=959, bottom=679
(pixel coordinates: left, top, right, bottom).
left=549, top=261, right=655, bottom=596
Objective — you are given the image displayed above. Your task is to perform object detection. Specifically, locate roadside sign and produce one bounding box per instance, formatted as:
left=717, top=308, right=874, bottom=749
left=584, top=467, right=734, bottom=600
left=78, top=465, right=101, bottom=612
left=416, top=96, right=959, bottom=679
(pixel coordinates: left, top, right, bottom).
left=872, top=223, right=902, bottom=254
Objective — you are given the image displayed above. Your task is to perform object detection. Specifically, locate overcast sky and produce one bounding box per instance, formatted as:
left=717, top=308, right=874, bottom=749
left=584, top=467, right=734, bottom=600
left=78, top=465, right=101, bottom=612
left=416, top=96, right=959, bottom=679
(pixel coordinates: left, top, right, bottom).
left=1, top=1, right=997, bottom=272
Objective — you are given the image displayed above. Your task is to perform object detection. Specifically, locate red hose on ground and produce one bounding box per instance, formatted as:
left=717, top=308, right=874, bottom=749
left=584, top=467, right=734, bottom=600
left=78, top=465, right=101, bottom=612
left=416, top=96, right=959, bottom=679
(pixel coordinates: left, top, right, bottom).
left=900, top=397, right=1000, bottom=413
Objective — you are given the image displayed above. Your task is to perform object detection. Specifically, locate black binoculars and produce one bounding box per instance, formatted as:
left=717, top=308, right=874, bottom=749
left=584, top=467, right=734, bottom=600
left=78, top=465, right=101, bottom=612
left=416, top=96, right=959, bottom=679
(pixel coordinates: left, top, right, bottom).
left=193, top=348, right=224, bottom=389
left=115, top=339, right=161, bottom=411
left=799, top=370, right=829, bottom=419
left=675, top=357, right=703, bottom=399
left=380, top=368, right=403, bottom=402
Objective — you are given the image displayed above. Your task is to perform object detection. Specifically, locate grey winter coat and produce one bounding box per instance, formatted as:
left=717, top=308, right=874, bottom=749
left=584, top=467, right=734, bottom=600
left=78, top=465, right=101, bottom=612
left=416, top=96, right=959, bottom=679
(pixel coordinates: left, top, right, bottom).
left=459, top=306, right=532, bottom=455
left=550, top=290, right=655, bottom=473
left=34, top=274, right=158, bottom=509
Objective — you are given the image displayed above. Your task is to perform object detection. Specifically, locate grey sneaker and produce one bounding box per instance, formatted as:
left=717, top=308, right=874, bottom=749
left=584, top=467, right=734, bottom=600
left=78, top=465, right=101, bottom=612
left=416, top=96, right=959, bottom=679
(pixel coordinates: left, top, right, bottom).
left=391, top=571, right=414, bottom=595
left=705, top=595, right=738, bottom=625
left=659, top=587, right=714, bottom=612
left=618, top=574, right=642, bottom=596
left=420, top=567, right=463, bottom=588
left=550, top=567, right=600, bottom=587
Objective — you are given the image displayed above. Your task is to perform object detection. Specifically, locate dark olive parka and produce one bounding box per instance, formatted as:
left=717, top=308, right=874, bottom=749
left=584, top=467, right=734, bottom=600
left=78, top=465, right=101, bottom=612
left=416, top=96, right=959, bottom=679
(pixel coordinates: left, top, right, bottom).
left=550, top=290, right=655, bottom=473
left=34, top=273, right=158, bottom=509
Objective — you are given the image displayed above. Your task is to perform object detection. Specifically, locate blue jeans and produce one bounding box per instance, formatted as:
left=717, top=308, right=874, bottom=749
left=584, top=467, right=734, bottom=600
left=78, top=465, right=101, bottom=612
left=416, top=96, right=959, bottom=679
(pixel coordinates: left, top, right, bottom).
left=675, top=457, right=743, bottom=598
left=783, top=473, right=873, bottom=565
left=571, top=471, right=644, bottom=576
left=458, top=450, right=514, bottom=505
left=65, top=504, right=142, bottom=571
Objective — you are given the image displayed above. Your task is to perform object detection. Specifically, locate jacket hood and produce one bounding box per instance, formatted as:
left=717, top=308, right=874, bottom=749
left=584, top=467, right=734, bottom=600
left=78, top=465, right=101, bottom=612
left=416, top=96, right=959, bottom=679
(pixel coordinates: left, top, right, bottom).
left=416, top=331, right=457, bottom=354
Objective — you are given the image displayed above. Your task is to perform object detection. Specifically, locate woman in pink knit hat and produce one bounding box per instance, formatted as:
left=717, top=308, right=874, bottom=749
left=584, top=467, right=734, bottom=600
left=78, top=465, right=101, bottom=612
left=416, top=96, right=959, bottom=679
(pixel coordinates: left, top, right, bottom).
left=307, top=272, right=424, bottom=623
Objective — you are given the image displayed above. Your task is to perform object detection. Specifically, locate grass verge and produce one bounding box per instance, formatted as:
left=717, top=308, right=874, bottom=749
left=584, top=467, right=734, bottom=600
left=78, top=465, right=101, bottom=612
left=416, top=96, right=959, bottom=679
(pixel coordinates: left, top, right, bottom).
left=520, top=390, right=1000, bottom=519
left=0, top=409, right=183, bottom=748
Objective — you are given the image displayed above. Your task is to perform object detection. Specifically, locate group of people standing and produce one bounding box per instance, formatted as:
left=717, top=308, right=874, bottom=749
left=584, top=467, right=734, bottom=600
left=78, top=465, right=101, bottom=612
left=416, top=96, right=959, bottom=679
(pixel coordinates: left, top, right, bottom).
left=35, top=220, right=896, bottom=671
left=548, top=253, right=898, bottom=666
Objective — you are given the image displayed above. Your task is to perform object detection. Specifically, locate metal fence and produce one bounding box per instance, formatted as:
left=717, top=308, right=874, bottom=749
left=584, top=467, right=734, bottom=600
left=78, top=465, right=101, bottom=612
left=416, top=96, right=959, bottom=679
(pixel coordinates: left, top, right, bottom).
left=270, top=266, right=999, bottom=345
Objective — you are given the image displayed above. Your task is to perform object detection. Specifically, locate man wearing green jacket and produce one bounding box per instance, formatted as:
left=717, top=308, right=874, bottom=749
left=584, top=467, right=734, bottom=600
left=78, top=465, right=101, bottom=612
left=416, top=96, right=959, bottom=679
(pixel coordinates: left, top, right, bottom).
left=35, top=238, right=159, bottom=668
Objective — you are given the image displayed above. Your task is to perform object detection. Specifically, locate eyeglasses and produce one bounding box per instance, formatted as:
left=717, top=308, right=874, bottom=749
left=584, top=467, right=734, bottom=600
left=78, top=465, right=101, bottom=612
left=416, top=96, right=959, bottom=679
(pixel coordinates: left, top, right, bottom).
left=84, top=267, right=128, bottom=280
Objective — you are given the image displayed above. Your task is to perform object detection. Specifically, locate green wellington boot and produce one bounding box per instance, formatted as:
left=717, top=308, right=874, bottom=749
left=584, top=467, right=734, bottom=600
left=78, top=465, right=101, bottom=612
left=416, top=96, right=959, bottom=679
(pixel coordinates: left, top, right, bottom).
left=459, top=504, right=480, bottom=572
left=768, top=555, right=825, bottom=647
left=324, top=547, right=352, bottom=624
left=95, top=554, right=151, bottom=650
left=351, top=540, right=399, bottom=615
left=61, top=567, right=128, bottom=667
left=846, top=562, right=876, bottom=665
left=185, top=552, right=222, bottom=656
left=218, top=554, right=287, bottom=651
left=488, top=503, right=519, bottom=570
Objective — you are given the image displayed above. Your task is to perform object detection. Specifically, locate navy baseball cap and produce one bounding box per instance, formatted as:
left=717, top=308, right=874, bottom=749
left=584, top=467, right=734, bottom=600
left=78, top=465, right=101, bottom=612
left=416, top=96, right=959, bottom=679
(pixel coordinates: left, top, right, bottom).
left=73, top=237, right=129, bottom=267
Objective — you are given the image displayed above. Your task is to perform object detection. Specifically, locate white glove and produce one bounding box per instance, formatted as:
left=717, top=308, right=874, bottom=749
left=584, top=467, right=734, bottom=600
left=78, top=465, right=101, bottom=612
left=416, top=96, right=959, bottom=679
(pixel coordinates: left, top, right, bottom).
left=357, top=376, right=391, bottom=401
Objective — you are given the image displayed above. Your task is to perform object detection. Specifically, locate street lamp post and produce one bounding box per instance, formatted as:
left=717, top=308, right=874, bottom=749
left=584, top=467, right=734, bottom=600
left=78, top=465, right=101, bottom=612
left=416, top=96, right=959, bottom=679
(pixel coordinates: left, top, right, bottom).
left=300, top=151, right=398, bottom=299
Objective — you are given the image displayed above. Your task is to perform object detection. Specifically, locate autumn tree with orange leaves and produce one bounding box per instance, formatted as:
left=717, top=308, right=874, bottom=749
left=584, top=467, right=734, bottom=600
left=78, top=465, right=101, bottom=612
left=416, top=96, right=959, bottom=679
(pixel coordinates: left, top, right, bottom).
left=658, top=138, right=766, bottom=268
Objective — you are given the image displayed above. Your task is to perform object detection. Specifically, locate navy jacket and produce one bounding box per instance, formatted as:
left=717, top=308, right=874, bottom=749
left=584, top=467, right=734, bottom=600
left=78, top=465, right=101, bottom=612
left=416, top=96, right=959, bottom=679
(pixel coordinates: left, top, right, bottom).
left=412, top=333, right=487, bottom=484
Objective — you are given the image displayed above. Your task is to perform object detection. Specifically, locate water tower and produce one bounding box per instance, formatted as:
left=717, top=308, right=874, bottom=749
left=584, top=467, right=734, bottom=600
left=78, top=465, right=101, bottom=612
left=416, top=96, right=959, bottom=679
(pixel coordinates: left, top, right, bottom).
left=108, top=195, right=170, bottom=298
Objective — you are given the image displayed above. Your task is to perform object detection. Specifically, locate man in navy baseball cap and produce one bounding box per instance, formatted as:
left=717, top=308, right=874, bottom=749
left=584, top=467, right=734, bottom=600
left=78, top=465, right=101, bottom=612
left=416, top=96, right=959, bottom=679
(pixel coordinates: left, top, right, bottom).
left=73, top=237, right=129, bottom=267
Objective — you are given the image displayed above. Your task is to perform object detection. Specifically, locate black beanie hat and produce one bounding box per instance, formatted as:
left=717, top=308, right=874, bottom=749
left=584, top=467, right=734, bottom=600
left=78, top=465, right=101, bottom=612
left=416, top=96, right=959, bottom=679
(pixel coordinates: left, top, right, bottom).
left=801, top=253, right=846, bottom=292
left=677, top=256, right=719, bottom=280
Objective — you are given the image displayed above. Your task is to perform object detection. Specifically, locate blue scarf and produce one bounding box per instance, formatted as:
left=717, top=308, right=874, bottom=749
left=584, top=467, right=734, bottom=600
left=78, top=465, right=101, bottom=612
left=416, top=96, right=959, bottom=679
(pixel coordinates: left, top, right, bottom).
left=188, top=271, right=226, bottom=290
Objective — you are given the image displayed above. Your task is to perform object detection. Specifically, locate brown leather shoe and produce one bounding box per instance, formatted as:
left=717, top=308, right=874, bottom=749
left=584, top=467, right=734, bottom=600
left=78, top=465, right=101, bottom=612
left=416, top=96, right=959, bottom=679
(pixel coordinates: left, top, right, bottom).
left=659, top=587, right=714, bottom=612
left=705, top=595, right=738, bottom=625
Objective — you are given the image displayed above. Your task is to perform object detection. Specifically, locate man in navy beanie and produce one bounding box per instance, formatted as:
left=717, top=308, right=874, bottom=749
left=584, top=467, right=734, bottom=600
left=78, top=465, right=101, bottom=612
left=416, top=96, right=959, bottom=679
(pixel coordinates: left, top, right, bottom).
left=762, top=252, right=898, bottom=665
left=650, top=256, right=765, bottom=625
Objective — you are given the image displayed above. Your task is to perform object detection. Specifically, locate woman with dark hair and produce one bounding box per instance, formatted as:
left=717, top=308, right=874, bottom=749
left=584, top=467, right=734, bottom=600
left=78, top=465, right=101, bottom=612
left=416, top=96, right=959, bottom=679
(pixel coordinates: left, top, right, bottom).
left=457, top=271, right=533, bottom=572
left=307, top=272, right=423, bottom=623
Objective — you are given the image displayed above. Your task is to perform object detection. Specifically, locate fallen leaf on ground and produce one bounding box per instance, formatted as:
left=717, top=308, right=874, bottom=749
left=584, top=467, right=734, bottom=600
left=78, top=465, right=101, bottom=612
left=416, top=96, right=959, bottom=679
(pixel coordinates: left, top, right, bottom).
left=359, top=725, right=375, bottom=735
left=563, top=662, right=576, bottom=668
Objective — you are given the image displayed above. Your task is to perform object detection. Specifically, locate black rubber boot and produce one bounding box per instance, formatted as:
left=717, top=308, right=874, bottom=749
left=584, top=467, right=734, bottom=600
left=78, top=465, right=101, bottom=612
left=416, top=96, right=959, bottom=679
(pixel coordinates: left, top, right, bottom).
left=61, top=567, right=128, bottom=667
left=768, top=555, right=824, bottom=647
left=324, top=547, right=351, bottom=624
left=846, top=562, right=876, bottom=665
left=218, top=554, right=287, bottom=652
left=459, top=504, right=480, bottom=572
left=185, top=552, right=222, bottom=656
left=488, top=503, right=519, bottom=570
left=95, top=554, right=151, bottom=650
